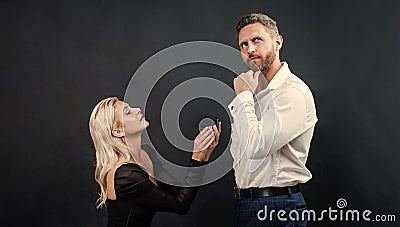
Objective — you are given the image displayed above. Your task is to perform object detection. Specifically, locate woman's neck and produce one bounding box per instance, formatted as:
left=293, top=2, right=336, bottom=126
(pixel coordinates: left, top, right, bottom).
left=126, top=133, right=141, bottom=151
left=125, top=133, right=142, bottom=162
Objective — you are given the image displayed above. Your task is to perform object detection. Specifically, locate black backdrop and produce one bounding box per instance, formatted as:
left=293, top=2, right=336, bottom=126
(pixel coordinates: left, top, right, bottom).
left=1, top=0, right=400, bottom=226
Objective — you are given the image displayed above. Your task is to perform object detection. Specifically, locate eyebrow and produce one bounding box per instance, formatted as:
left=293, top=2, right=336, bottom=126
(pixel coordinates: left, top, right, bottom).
left=123, top=105, right=129, bottom=112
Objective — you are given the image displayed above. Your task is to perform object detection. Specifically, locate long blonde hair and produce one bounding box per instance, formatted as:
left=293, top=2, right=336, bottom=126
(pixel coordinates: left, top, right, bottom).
left=89, top=97, right=131, bottom=208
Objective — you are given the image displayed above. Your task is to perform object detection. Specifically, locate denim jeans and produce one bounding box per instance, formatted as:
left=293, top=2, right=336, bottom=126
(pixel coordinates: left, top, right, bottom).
left=236, top=192, right=308, bottom=227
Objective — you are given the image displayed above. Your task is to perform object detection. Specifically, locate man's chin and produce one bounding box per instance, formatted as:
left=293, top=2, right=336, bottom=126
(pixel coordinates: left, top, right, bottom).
left=245, top=60, right=261, bottom=71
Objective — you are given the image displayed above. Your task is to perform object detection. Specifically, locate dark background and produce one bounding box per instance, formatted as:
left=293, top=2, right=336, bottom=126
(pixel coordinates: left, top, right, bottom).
left=1, top=0, right=400, bottom=226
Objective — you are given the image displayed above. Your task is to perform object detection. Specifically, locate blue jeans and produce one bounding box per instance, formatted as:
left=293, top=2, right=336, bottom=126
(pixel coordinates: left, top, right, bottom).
left=236, top=192, right=308, bottom=227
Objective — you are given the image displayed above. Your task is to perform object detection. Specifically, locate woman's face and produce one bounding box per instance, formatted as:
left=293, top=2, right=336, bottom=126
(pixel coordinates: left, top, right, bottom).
left=114, top=100, right=149, bottom=136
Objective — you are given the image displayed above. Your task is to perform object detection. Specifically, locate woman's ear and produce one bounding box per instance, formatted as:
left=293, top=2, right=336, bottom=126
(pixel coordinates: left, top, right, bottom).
left=112, top=127, right=125, bottom=138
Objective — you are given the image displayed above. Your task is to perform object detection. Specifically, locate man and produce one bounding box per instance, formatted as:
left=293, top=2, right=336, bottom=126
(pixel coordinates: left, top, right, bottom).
left=228, top=13, right=318, bottom=226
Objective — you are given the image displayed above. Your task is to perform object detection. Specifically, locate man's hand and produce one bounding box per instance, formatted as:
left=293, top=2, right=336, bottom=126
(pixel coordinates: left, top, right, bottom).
left=233, top=70, right=262, bottom=95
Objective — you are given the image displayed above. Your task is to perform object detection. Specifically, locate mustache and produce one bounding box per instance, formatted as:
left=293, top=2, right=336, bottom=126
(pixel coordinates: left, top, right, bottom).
left=248, top=54, right=261, bottom=59
left=245, top=54, right=262, bottom=71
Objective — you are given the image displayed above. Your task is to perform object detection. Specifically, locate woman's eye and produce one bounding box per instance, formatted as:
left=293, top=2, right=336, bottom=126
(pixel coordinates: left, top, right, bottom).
left=126, top=110, right=131, bottom=115
left=254, top=38, right=261, bottom=42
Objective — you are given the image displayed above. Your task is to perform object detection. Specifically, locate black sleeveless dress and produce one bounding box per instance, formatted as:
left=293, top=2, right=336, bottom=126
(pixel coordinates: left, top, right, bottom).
left=106, top=159, right=205, bottom=227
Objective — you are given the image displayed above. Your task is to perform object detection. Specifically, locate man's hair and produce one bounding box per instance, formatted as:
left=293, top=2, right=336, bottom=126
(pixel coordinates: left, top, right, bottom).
left=236, top=13, right=279, bottom=40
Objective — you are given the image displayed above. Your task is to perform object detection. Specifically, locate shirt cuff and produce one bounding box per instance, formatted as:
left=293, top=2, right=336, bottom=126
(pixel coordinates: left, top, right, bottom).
left=228, top=91, right=254, bottom=115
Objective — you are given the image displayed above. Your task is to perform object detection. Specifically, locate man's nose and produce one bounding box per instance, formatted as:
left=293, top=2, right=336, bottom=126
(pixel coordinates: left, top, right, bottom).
left=247, top=43, right=256, bottom=54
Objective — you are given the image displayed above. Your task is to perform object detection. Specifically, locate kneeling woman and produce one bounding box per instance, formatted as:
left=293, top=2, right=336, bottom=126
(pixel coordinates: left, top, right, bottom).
left=89, top=97, right=221, bottom=227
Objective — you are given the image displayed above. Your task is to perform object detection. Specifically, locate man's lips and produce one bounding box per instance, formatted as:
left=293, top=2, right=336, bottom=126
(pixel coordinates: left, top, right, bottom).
left=249, top=56, right=260, bottom=60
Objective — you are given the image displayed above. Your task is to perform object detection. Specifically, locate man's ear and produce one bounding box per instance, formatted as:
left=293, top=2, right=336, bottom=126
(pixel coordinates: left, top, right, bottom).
left=275, top=35, right=283, bottom=51
left=112, top=127, right=125, bottom=138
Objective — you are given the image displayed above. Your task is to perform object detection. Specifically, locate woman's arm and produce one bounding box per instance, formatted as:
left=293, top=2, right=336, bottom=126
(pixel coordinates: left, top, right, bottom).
left=114, top=160, right=205, bottom=214
left=115, top=123, right=222, bottom=214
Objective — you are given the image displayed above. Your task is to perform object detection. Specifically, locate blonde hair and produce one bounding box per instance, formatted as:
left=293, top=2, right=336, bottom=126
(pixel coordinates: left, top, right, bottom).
left=89, top=97, right=131, bottom=208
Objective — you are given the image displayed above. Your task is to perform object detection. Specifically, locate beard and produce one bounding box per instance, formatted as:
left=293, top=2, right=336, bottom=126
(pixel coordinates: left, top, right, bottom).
left=244, top=48, right=276, bottom=93
left=258, top=50, right=276, bottom=72
left=245, top=45, right=277, bottom=73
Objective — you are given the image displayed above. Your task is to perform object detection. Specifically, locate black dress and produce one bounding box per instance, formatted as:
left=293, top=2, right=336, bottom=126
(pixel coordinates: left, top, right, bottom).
left=106, top=159, right=205, bottom=227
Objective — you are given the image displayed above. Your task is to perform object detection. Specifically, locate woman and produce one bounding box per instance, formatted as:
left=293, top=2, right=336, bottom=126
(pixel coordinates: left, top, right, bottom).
left=89, top=97, right=221, bottom=226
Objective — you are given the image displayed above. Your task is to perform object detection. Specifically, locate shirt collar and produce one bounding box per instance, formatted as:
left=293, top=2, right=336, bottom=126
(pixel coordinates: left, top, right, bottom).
left=253, top=62, right=291, bottom=101
left=266, top=62, right=290, bottom=90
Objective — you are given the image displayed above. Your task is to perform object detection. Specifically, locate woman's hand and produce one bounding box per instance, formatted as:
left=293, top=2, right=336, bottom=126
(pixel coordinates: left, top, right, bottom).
left=191, top=122, right=222, bottom=162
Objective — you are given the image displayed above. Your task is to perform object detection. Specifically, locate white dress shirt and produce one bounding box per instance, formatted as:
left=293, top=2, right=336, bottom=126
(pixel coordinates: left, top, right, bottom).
left=228, top=62, right=318, bottom=188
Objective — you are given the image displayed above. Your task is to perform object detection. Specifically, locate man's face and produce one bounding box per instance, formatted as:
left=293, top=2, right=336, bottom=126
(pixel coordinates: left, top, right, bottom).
left=238, top=22, right=278, bottom=72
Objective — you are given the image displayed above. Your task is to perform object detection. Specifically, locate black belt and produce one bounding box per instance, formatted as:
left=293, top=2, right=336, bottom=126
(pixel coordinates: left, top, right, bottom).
left=234, top=185, right=300, bottom=199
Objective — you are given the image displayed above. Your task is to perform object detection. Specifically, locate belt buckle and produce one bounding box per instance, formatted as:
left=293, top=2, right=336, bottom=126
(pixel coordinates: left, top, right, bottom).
left=234, top=187, right=241, bottom=199
left=249, top=188, right=253, bottom=198
left=288, top=186, right=292, bottom=194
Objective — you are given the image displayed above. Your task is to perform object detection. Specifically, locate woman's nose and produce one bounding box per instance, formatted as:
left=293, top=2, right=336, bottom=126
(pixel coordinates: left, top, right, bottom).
left=132, top=108, right=141, bottom=114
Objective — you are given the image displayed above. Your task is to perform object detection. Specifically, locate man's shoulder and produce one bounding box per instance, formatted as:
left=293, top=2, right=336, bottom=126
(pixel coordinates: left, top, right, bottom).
left=283, top=73, right=313, bottom=96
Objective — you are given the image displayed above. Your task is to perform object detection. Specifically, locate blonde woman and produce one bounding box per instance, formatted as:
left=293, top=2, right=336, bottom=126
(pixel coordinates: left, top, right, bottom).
left=89, top=97, right=221, bottom=227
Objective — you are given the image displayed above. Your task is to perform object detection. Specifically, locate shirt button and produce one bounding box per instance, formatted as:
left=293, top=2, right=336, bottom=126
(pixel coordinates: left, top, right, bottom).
left=231, top=106, right=234, bottom=110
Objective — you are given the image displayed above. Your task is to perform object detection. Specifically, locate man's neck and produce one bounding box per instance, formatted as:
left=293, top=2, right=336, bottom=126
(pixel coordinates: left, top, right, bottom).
left=262, top=61, right=283, bottom=83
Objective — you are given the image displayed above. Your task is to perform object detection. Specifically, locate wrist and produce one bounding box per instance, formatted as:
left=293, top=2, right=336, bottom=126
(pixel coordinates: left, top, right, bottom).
left=235, top=88, right=251, bottom=95
left=191, top=152, right=208, bottom=162
left=189, top=158, right=209, bottom=167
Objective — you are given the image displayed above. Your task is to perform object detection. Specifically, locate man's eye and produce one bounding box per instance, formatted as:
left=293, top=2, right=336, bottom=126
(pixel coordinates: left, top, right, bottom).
left=126, top=110, right=131, bottom=115
left=254, top=38, right=261, bottom=42
left=241, top=43, right=248, bottom=48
